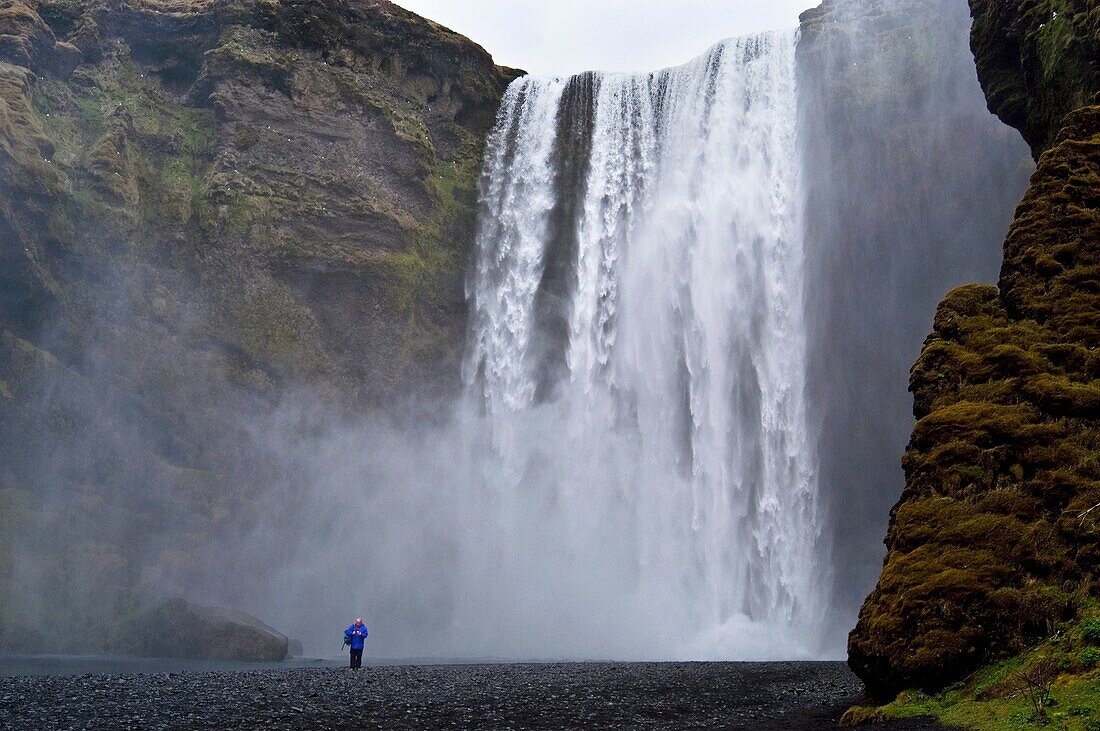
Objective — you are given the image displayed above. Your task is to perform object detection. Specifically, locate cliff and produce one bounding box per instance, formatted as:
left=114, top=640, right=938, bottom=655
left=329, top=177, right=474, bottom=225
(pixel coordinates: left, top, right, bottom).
left=848, top=0, right=1100, bottom=705
left=969, top=0, right=1098, bottom=155
left=0, top=0, right=516, bottom=650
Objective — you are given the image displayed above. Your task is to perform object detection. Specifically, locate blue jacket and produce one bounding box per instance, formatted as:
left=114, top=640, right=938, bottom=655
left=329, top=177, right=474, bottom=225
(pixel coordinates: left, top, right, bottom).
left=345, top=623, right=368, bottom=650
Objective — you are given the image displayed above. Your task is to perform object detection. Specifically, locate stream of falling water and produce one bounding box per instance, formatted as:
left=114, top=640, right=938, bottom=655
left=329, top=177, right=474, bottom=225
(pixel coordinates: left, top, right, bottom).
left=462, top=30, right=827, bottom=658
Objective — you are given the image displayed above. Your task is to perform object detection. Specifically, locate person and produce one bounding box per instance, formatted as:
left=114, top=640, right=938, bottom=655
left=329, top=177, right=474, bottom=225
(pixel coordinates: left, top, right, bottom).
left=344, top=617, right=368, bottom=669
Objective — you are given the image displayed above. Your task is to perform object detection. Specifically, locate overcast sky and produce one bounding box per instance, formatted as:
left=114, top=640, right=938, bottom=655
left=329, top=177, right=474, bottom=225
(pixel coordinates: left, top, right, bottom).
left=391, top=1, right=818, bottom=76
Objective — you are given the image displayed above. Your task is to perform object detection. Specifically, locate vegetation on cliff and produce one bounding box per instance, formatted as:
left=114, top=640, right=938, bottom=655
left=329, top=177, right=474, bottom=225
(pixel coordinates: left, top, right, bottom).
left=969, top=0, right=1099, bottom=156
left=845, top=610, right=1100, bottom=729
left=0, top=0, right=515, bottom=651
left=848, top=0, right=1100, bottom=715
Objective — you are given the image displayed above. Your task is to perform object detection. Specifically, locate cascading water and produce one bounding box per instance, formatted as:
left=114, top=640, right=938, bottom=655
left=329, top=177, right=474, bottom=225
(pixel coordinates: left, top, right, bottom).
left=463, top=30, right=826, bottom=658
left=215, top=3, right=1029, bottom=660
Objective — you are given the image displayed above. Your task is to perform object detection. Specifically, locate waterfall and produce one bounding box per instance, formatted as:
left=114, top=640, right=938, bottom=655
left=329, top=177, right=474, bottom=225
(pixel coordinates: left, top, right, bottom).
left=213, top=2, right=1031, bottom=660
left=463, top=30, right=826, bottom=658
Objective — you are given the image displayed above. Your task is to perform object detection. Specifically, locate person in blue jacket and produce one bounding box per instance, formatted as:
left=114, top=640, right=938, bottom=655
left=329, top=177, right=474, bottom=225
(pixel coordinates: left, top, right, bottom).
left=344, top=618, right=368, bottom=669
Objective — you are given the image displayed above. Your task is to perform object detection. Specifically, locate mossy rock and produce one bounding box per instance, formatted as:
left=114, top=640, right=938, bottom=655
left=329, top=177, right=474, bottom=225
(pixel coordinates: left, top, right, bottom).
left=969, top=0, right=1100, bottom=156
left=851, top=84, right=1100, bottom=699
left=109, top=598, right=289, bottom=661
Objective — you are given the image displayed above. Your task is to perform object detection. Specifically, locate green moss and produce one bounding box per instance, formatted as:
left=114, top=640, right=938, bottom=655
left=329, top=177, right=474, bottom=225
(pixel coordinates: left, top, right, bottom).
left=852, top=101, right=1100, bottom=698
left=970, top=0, right=1100, bottom=153
left=219, top=278, right=332, bottom=381
left=1079, top=647, right=1100, bottom=669
left=232, top=126, right=261, bottom=150
left=377, top=130, right=485, bottom=366
left=849, top=623, right=1100, bottom=730
left=1035, top=8, right=1076, bottom=84
left=207, top=26, right=299, bottom=89
left=156, top=159, right=202, bottom=226
left=372, top=250, right=426, bottom=313
left=29, top=77, right=84, bottom=166
left=323, top=64, right=436, bottom=161
left=912, top=401, right=1061, bottom=452
left=28, top=52, right=218, bottom=233
left=1081, top=619, right=1100, bottom=645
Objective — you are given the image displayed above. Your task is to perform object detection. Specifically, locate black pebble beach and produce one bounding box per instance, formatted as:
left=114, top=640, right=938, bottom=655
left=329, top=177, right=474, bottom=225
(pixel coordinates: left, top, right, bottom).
left=0, top=661, right=949, bottom=730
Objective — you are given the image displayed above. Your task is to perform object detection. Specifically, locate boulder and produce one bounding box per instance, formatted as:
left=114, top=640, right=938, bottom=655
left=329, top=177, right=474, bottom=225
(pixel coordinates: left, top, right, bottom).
left=110, top=598, right=289, bottom=661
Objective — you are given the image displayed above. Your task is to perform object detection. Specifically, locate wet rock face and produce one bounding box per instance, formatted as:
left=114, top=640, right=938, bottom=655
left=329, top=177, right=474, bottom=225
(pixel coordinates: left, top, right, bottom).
left=109, top=598, right=289, bottom=661
left=969, top=0, right=1100, bottom=156
left=0, top=0, right=515, bottom=651
left=849, top=3, right=1100, bottom=700
left=1, top=0, right=516, bottom=398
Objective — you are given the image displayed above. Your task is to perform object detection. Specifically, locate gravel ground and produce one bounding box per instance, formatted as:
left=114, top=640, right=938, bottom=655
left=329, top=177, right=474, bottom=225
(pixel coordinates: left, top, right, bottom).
left=0, top=661, right=948, bottom=730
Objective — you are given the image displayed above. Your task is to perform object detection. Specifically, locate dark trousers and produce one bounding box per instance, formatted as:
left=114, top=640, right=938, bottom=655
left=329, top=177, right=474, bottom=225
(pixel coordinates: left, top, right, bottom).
left=349, top=648, right=363, bottom=669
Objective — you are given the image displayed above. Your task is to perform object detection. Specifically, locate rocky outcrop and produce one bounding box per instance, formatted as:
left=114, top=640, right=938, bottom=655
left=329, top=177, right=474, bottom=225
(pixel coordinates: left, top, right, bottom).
left=110, top=598, right=289, bottom=661
left=969, top=0, right=1099, bottom=156
left=0, top=0, right=516, bottom=652
left=849, top=0, right=1100, bottom=700
left=0, top=0, right=78, bottom=74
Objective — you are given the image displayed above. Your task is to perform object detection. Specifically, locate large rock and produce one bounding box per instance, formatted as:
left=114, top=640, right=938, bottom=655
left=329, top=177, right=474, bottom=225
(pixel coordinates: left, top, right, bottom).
left=849, top=0, right=1100, bottom=700
left=969, top=0, right=1100, bottom=156
left=111, top=598, right=289, bottom=661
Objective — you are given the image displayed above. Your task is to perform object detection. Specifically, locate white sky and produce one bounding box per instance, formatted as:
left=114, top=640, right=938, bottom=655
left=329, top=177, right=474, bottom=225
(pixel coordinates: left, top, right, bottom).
left=391, top=1, right=817, bottom=76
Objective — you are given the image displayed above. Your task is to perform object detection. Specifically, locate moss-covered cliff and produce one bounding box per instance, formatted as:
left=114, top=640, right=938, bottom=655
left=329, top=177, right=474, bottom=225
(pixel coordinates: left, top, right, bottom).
left=969, top=0, right=1098, bottom=156
left=0, top=0, right=516, bottom=650
left=849, top=0, right=1100, bottom=705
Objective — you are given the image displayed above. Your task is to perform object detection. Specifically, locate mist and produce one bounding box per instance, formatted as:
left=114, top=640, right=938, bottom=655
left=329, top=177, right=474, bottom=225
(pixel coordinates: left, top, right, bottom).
left=1, top=0, right=1031, bottom=662
left=797, top=0, right=1032, bottom=633
left=191, top=0, right=1028, bottom=660
left=202, top=31, right=831, bottom=660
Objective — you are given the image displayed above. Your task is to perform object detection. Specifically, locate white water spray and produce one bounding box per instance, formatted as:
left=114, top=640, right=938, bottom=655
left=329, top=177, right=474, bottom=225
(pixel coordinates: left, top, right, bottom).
left=232, top=31, right=834, bottom=662
left=223, top=12, right=1026, bottom=660
left=463, top=30, right=827, bottom=658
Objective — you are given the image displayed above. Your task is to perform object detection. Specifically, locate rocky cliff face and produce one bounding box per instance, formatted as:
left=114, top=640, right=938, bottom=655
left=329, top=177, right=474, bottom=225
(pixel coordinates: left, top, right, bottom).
left=849, top=0, right=1100, bottom=700
left=969, top=0, right=1098, bottom=155
left=0, top=0, right=516, bottom=650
